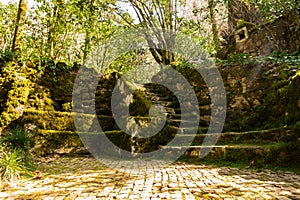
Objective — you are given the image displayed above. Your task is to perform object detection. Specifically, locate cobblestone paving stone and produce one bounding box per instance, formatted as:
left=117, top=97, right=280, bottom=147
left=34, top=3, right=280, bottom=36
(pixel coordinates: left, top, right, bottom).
left=0, top=156, right=300, bottom=199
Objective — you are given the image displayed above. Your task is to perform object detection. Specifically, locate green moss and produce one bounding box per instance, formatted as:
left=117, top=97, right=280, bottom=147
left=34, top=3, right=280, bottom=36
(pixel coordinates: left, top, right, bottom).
left=62, top=102, right=72, bottom=112
left=21, top=110, right=116, bottom=132
left=236, top=19, right=257, bottom=29
left=0, top=59, right=44, bottom=131
left=132, top=125, right=177, bottom=153
left=32, top=130, right=83, bottom=156
left=27, top=86, right=56, bottom=111
left=295, top=121, right=300, bottom=129
left=21, top=110, right=75, bottom=131
left=129, top=90, right=152, bottom=117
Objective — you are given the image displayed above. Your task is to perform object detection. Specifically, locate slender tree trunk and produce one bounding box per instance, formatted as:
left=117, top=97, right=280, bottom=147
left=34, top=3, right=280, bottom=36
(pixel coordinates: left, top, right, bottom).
left=11, top=0, right=28, bottom=57
left=47, top=4, right=59, bottom=60
left=227, top=0, right=236, bottom=34
left=83, top=0, right=95, bottom=61
left=83, top=31, right=91, bottom=61
left=208, top=0, right=220, bottom=52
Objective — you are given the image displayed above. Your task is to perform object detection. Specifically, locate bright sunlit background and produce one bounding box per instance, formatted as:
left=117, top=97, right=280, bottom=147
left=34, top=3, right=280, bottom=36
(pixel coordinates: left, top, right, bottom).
left=2, top=0, right=36, bottom=8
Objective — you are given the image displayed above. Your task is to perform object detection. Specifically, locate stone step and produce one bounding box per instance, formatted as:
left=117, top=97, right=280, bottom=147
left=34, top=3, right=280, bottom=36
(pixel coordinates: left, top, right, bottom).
left=144, top=90, right=212, bottom=108
left=144, top=94, right=173, bottom=101
left=150, top=100, right=180, bottom=108
left=172, top=127, right=296, bottom=144
left=35, top=127, right=293, bottom=145
left=170, top=130, right=296, bottom=145
left=143, top=83, right=171, bottom=92
left=170, top=126, right=209, bottom=134
left=22, top=110, right=116, bottom=131
left=159, top=144, right=269, bottom=160
left=167, top=118, right=209, bottom=127
left=32, top=128, right=298, bottom=165
left=161, top=107, right=176, bottom=115
left=167, top=113, right=190, bottom=120
left=31, top=130, right=128, bottom=156
left=167, top=119, right=196, bottom=127
left=22, top=109, right=205, bottom=132
left=158, top=143, right=287, bottom=161
left=160, top=144, right=264, bottom=149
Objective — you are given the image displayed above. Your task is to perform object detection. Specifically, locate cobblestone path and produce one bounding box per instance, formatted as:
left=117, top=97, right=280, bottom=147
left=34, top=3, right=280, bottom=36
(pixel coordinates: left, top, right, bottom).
left=0, top=156, right=299, bottom=199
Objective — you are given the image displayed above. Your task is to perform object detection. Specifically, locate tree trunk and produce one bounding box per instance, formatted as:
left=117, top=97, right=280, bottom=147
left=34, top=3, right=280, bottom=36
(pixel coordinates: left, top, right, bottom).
left=227, top=0, right=236, bottom=34
left=208, top=0, right=220, bottom=52
left=11, top=0, right=28, bottom=57
left=129, top=0, right=176, bottom=65
left=47, top=4, right=59, bottom=60
left=83, top=31, right=91, bottom=61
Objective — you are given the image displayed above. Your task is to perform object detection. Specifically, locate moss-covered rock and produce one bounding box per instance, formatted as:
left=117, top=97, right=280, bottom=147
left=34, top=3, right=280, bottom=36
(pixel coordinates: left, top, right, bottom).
left=21, top=110, right=75, bottom=131
left=31, top=130, right=83, bottom=156
left=129, top=90, right=152, bottom=117
left=0, top=60, right=42, bottom=132
left=21, top=110, right=116, bottom=132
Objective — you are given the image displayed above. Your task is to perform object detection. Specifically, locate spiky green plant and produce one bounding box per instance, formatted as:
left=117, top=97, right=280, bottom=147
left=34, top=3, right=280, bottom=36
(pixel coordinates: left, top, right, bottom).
left=0, top=149, right=27, bottom=183
left=1, top=126, right=30, bottom=151
left=0, top=126, right=35, bottom=183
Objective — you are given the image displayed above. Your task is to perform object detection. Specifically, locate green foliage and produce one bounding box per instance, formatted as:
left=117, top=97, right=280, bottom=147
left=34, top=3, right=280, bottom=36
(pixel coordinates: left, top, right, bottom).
left=0, top=126, right=35, bottom=183
left=217, top=52, right=300, bottom=68
left=0, top=2, right=17, bottom=53
left=266, top=51, right=300, bottom=66
left=0, top=0, right=119, bottom=65
left=220, top=52, right=256, bottom=65
left=0, top=50, right=14, bottom=65
left=0, top=149, right=26, bottom=183
left=106, top=51, right=142, bottom=74
left=256, top=0, right=299, bottom=21
left=295, top=121, right=300, bottom=128
left=62, top=102, right=72, bottom=112
left=1, top=126, right=31, bottom=151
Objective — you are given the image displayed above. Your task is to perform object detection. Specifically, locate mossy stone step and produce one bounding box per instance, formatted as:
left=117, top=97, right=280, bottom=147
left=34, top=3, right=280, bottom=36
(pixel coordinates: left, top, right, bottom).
left=158, top=107, right=176, bottom=115
left=167, top=113, right=200, bottom=120
left=144, top=93, right=174, bottom=101
left=33, top=126, right=176, bottom=156
left=161, top=142, right=300, bottom=167
left=33, top=130, right=128, bottom=156
left=167, top=118, right=209, bottom=127
left=32, top=128, right=300, bottom=167
left=145, top=94, right=173, bottom=102
left=22, top=110, right=115, bottom=131
left=174, top=128, right=297, bottom=145
left=170, top=126, right=209, bottom=134
left=143, top=84, right=172, bottom=92
left=150, top=100, right=180, bottom=108
left=162, top=144, right=267, bottom=160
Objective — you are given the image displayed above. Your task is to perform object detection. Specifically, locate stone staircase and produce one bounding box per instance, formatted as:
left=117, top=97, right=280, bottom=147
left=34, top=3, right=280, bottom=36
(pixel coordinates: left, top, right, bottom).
left=20, top=81, right=299, bottom=167
left=137, top=83, right=299, bottom=166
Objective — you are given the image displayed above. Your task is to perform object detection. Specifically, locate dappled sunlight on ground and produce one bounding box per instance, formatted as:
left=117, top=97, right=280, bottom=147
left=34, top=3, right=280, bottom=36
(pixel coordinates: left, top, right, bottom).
left=0, top=156, right=299, bottom=199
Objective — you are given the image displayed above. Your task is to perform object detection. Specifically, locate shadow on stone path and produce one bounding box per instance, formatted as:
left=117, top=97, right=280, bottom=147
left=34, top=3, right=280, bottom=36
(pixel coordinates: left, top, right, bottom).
left=0, top=156, right=299, bottom=199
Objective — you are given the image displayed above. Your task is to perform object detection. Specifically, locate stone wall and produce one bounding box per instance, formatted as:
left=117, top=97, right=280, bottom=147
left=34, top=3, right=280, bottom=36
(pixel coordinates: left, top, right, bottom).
left=235, top=14, right=300, bottom=55
left=228, top=0, right=263, bottom=34
left=175, top=62, right=300, bottom=131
